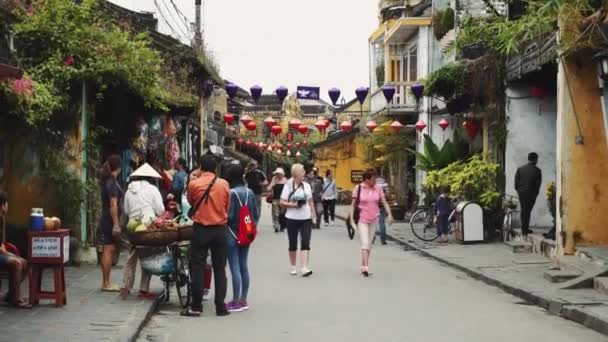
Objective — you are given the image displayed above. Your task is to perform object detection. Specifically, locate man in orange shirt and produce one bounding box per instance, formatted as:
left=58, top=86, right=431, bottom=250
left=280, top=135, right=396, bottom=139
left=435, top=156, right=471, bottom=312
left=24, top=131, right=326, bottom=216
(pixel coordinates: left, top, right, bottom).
left=182, top=155, right=231, bottom=317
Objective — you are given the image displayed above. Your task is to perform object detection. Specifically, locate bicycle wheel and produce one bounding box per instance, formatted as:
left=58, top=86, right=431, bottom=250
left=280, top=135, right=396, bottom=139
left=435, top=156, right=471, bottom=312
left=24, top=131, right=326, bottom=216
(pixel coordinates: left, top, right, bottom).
left=175, top=251, right=191, bottom=308
left=410, top=209, right=439, bottom=242
left=502, top=210, right=512, bottom=242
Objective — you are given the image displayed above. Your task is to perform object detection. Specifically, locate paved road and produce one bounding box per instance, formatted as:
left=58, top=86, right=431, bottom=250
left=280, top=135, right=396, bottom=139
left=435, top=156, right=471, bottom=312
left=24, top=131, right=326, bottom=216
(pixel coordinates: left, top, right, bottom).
left=138, top=209, right=605, bottom=342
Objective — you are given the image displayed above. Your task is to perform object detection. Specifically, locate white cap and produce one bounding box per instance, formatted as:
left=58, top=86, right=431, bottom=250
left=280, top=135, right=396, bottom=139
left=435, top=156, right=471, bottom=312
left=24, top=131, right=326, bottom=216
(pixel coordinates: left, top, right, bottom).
left=273, top=167, right=285, bottom=175
left=130, top=163, right=162, bottom=179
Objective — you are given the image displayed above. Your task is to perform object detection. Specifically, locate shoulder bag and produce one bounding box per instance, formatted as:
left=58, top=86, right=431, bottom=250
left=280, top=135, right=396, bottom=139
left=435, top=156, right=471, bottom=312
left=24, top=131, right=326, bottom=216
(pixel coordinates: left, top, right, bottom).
left=188, top=176, right=218, bottom=219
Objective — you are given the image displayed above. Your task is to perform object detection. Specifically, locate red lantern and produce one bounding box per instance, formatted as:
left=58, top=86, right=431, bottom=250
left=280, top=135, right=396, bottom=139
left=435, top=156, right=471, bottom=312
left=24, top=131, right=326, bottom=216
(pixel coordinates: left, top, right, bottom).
left=324, top=119, right=330, bottom=128
left=287, top=143, right=293, bottom=149
left=264, top=116, right=277, bottom=128
left=271, top=125, right=282, bottom=136
left=297, top=124, right=309, bottom=135
left=289, top=119, right=302, bottom=130
left=340, top=121, right=353, bottom=132
left=415, top=120, right=427, bottom=132
left=390, top=120, right=404, bottom=133
left=245, top=140, right=252, bottom=146
left=439, top=118, right=450, bottom=131
left=240, top=115, right=253, bottom=126
left=530, top=86, right=547, bottom=99
left=295, top=142, right=301, bottom=149
left=315, top=120, right=327, bottom=132
left=366, top=121, right=378, bottom=133
left=277, top=142, right=283, bottom=149
left=224, top=113, right=235, bottom=125
left=237, top=138, right=244, bottom=145
left=246, top=121, right=257, bottom=132
left=302, top=140, right=308, bottom=147
left=287, top=133, right=294, bottom=141
left=463, top=120, right=480, bottom=139
left=260, top=143, right=267, bottom=150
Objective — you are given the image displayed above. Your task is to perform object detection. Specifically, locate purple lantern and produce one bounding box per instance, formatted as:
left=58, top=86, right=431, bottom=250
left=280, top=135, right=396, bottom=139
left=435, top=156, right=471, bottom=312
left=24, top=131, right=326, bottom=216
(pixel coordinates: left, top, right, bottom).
left=276, top=86, right=288, bottom=103
left=355, top=87, right=369, bottom=105
left=328, top=87, right=341, bottom=106
left=226, top=83, right=238, bottom=99
left=250, top=85, right=263, bottom=103
left=382, top=85, right=396, bottom=103
left=411, top=83, right=425, bottom=100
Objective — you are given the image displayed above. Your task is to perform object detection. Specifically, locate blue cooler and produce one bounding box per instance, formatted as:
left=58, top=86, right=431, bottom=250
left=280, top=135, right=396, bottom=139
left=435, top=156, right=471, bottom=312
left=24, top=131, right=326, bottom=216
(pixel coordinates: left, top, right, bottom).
left=30, top=208, right=44, bottom=231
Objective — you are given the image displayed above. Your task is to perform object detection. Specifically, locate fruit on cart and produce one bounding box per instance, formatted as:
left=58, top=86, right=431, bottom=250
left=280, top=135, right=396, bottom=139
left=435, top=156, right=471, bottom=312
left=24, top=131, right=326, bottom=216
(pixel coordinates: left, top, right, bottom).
left=127, top=219, right=142, bottom=233
left=135, top=224, right=148, bottom=232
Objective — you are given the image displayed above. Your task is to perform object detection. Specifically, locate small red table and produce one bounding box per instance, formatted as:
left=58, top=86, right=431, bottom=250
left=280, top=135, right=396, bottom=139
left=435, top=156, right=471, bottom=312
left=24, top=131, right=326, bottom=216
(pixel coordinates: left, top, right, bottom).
left=27, top=229, right=69, bottom=307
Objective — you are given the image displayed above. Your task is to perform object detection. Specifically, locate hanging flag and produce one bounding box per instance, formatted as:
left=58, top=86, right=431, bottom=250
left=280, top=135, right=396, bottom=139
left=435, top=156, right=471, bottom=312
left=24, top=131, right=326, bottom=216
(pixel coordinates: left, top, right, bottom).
left=296, top=86, right=320, bottom=100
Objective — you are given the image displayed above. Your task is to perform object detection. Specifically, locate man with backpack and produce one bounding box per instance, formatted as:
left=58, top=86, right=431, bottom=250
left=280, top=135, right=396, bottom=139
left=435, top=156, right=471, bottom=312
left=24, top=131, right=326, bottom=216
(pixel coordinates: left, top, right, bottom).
left=225, top=165, right=259, bottom=313
left=182, top=155, right=231, bottom=317
left=308, top=167, right=324, bottom=229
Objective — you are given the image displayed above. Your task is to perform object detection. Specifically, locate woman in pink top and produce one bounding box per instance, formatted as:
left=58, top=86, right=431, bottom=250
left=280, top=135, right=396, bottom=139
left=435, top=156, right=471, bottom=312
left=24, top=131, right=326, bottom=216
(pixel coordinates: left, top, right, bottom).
left=350, top=169, right=393, bottom=276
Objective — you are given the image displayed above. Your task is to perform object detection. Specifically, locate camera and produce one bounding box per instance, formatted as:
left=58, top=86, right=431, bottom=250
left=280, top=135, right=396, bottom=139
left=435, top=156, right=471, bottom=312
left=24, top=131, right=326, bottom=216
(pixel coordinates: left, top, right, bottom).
left=297, top=200, right=306, bottom=207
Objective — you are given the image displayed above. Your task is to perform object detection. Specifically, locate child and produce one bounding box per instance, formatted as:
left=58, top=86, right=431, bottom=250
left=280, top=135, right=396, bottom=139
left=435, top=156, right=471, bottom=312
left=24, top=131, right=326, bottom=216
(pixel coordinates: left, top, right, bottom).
left=434, top=186, right=454, bottom=243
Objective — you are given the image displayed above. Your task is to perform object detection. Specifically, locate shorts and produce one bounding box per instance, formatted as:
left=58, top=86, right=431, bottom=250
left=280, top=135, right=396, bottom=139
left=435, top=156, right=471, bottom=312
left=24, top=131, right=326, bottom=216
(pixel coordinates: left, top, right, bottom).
left=99, top=223, right=116, bottom=245
left=0, top=254, right=8, bottom=268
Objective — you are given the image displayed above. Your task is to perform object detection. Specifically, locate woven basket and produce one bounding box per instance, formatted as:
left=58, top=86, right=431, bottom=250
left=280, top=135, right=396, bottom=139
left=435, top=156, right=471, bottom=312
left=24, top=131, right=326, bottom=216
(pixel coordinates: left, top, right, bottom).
left=178, top=225, right=193, bottom=241
left=128, top=229, right=179, bottom=247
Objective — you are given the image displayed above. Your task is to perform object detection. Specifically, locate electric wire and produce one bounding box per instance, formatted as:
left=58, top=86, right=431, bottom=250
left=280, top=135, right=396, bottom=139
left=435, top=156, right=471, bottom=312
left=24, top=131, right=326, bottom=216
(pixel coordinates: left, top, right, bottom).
left=159, top=0, right=192, bottom=40
left=153, top=0, right=188, bottom=42
left=168, top=0, right=194, bottom=35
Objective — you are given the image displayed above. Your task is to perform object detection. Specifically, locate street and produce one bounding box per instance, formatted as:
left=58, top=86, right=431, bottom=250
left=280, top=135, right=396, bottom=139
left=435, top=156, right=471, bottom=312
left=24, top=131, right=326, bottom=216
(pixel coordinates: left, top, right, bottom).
left=137, top=210, right=605, bottom=342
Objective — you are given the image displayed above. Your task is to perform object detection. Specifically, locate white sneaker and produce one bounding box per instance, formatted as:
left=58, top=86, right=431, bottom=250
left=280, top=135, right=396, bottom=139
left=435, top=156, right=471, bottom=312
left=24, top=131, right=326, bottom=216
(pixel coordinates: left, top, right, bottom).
left=203, top=289, right=211, bottom=301
left=290, top=267, right=297, bottom=276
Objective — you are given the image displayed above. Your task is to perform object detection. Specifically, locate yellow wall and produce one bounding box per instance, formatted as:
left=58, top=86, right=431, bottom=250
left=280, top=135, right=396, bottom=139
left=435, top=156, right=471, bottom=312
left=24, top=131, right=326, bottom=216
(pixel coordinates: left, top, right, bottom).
left=559, top=51, right=608, bottom=249
left=313, top=135, right=370, bottom=191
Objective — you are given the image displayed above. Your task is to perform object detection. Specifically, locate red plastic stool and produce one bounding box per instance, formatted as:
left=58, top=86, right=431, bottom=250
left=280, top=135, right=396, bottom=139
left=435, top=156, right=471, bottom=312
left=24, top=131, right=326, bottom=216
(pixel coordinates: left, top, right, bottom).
left=29, top=264, right=66, bottom=307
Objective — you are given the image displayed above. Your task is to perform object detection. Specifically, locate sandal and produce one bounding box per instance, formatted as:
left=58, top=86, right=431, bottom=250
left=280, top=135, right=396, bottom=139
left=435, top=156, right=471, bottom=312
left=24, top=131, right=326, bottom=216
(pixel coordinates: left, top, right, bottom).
left=101, top=284, right=121, bottom=292
left=180, top=308, right=201, bottom=317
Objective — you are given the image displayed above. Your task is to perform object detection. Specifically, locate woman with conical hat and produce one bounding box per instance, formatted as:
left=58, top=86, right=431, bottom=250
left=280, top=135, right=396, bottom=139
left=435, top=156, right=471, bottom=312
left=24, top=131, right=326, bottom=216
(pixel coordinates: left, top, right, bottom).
left=120, top=163, right=165, bottom=300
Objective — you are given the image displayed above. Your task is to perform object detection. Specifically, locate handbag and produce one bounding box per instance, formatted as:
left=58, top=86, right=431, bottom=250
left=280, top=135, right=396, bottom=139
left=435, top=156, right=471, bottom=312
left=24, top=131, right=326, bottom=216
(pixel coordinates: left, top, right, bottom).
left=345, top=185, right=362, bottom=240
left=188, top=176, right=217, bottom=219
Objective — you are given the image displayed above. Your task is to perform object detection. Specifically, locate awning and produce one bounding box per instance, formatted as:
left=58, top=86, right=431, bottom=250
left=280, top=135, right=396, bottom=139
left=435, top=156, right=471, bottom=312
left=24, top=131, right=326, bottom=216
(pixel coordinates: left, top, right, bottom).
left=369, top=19, right=397, bottom=44
left=384, top=18, right=431, bottom=44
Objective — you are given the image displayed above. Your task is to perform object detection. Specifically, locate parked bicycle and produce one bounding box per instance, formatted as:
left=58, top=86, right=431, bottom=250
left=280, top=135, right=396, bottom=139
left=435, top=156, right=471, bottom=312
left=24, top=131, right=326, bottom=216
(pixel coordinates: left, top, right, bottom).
left=410, top=202, right=457, bottom=242
left=158, top=241, right=191, bottom=308
left=501, top=194, right=519, bottom=242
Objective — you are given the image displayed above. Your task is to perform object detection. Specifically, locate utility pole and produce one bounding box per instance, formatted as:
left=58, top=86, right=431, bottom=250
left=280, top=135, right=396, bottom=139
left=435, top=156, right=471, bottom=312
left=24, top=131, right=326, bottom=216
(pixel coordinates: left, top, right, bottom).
left=194, top=0, right=202, bottom=52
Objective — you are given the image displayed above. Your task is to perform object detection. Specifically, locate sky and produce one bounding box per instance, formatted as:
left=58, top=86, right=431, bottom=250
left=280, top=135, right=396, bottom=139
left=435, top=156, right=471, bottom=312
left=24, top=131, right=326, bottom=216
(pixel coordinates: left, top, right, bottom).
left=108, top=0, right=378, bottom=102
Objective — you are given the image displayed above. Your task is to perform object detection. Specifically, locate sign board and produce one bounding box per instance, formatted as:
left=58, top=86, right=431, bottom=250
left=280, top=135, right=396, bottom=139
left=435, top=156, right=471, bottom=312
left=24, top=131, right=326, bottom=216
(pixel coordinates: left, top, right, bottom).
left=351, top=170, right=364, bottom=183
left=28, top=229, right=70, bottom=265
left=32, top=237, right=61, bottom=258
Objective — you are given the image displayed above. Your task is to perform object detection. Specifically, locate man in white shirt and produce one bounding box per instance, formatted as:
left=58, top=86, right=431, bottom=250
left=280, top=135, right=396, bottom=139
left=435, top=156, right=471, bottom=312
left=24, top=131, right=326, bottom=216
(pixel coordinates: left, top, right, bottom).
left=321, top=170, right=338, bottom=226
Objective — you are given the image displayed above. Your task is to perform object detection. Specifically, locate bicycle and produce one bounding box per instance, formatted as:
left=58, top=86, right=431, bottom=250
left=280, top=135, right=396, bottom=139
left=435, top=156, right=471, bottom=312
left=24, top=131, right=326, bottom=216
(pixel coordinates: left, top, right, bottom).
left=410, top=203, right=457, bottom=242
left=502, top=195, right=519, bottom=242
left=159, top=241, right=191, bottom=308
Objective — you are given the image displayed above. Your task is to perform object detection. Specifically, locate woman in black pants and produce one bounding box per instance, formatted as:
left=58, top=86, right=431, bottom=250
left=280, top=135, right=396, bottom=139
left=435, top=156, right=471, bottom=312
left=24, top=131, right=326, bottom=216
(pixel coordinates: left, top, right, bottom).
left=280, top=163, right=317, bottom=277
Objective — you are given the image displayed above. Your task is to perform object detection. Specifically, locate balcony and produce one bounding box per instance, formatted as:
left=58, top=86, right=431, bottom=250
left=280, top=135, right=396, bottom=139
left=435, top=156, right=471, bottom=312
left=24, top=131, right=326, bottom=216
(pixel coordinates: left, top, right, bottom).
left=371, top=82, right=417, bottom=116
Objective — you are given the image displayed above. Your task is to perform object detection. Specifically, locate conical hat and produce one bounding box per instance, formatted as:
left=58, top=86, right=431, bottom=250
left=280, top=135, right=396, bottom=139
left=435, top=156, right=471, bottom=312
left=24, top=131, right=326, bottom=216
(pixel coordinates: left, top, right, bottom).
left=130, top=163, right=162, bottom=179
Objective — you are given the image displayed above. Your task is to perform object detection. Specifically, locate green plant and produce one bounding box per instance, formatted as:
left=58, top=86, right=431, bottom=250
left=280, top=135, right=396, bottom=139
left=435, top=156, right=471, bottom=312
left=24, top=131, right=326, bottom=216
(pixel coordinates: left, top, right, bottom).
left=376, top=63, right=385, bottom=88
left=433, top=7, right=455, bottom=40
left=407, top=132, right=469, bottom=171
left=425, top=155, right=500, bottom=208
left=364, top=120, right=414, bottom=166
left=423, top=62, right=467, bottom=100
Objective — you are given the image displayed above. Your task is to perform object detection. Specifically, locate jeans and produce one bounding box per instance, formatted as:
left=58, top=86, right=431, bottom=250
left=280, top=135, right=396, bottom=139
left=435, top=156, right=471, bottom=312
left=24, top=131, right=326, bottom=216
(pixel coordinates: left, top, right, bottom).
left=227, top=235, right=250, bottom=301
left=190, top=225, right=228, bottom=311
left=437, top=214, right=450, bottom=236
left=377, top=208, right=387, bottom=243
left=286, top=219, right=312, bottom=251
left=272, top=200, right=286, bottom=232
left=313, top=202, right=323, bottom=228
left=519, top=195, right=536, bottom=233
left=322, top=199, right=336, bottom=223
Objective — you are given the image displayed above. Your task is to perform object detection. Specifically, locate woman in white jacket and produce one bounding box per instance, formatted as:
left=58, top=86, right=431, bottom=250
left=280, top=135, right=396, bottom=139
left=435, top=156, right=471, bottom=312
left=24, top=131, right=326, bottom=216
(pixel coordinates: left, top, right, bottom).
left=120, top=163, right=165, bottom=299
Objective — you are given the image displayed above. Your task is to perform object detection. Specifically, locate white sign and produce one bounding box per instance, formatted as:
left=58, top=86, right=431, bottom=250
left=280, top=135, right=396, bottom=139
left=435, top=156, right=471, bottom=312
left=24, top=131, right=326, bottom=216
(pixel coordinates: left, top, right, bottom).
left=32, top=237, right=61, bottom=258
left=63, top=236, right=70, bottom=263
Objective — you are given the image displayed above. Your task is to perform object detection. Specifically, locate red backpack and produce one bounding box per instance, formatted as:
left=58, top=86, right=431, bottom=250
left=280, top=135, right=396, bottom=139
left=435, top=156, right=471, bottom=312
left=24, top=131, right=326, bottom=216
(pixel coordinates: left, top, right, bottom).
left=229, top=190, right=257, bottom=247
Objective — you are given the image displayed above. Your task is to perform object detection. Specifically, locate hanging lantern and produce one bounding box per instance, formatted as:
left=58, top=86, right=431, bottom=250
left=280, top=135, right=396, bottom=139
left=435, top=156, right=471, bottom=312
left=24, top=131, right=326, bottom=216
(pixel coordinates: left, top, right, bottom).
left=296, top=151, right=302, bottom=157
left=250, top=85, right=263, bottom=103
left=297, top=124, right=309, bottom=135
left=286, top=150, right=292, bottom=157
left=224, top=113, right=235, bottom=125
left=328, top=87, right=341, bottom=106
left=315, top=120, right=327, bottom=132
left=264, top=116, right=277, bottom=128
left=289, top=119, right=302, bottom=130
left=366, top=121, right=378, bottom=133
left=302, top=140, right=308, bottom=147
left=246, top=121, right=257, bottom=132
left=463, top=120, right=480, bottom=139
left=415, top=120, right=427, bottom=132
left=411, top=83, right=425, bottom=101
left=295, top=142, right=301, bottom=149
left=276, top=149, right=283, bottom=155
left=271, top=125, right=282, bottom=136
left=240, top=115, right=253, bottom=126
left=245, top=140, right=252, bottom=146
left=277, top=142, right=283, bottom=149
left=340, top=121, right=353, bottom=132
left=267, top=144, right=274, bottom=152
left=226, top=83, right=238, bottom=99
left=287, top=132, right=294, bottom=141
left=439, top=118, right=450, bottom=131
left=260, top=142, right=268, bottom=150
left=287, top=142, right=293, bottom=149
left=64, top=55, right=74, bottom=67
left=355, top=87, right=369, bottom=105
left=382, top=85, right=396, bottom=103
left=237, top=138, right=244, bottom=146
left=276, top=86, right=288, bottom=103
left=530, top=86, right=547, bottom=99
left=323, top=119, right=330, bottom=129
left=390, top=120, right=404, bottom=133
